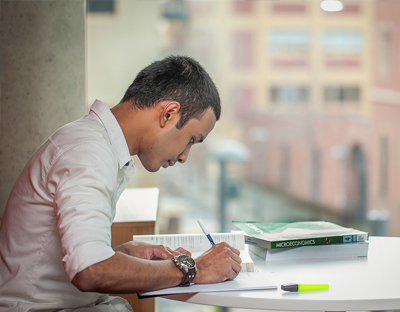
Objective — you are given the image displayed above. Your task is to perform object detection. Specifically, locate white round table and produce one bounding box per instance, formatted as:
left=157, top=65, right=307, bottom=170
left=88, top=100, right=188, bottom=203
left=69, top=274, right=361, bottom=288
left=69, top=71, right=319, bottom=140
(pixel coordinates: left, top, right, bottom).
left=165, top=237, right=400, bottom=311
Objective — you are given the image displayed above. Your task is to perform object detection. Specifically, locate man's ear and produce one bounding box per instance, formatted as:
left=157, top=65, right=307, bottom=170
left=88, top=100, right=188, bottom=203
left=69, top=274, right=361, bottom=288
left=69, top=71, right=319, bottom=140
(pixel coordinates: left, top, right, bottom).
left=160, top=101, right=181, bottom=128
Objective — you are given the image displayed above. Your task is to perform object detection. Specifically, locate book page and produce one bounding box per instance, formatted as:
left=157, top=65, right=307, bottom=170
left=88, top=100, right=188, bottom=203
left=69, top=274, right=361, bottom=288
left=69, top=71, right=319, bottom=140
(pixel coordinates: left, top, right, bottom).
left=138, top=271, right=276, bottom=297
left=133, top=232, right=253, bottom=272
left=133, top=232, right=245, bottom=252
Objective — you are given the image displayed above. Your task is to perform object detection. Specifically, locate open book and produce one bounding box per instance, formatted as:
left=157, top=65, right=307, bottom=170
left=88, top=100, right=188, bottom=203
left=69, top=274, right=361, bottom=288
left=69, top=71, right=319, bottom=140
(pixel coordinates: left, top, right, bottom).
left=132, top=232, right=254, bottom=272
left=138, top=271, right=276, bottom=298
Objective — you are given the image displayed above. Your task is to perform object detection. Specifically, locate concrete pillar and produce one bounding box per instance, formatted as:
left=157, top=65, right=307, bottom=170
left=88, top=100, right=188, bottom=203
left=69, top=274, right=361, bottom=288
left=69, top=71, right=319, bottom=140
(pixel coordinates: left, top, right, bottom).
left=0, top=0, right=86, bottom=216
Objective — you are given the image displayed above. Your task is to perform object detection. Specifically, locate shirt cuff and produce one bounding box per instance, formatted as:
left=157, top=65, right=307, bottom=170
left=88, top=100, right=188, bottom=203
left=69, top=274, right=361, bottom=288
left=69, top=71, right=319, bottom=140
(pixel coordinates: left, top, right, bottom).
left=63, top=242, right=115, bottom=281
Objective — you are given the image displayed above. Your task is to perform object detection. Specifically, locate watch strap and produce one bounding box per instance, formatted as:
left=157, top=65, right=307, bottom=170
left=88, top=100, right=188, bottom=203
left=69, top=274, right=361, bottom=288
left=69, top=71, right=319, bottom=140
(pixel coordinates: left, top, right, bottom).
left=179, top=266, right=196, bottom=286
left=172, top=256, right=197, bottom=287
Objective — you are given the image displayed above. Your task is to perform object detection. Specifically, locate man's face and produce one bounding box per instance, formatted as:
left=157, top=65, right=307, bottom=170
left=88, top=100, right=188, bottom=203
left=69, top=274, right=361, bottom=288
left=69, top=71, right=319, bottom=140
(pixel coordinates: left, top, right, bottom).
left=138, top=108, right=216, bottom=172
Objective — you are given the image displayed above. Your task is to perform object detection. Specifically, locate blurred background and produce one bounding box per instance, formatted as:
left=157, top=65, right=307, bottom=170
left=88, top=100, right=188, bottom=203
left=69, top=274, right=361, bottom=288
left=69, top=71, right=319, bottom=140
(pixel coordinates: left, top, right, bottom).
left=86, top=0, right=398, bottom=238
left=1, top=0, right=399, bottom=311
left=86, top=1, right=399, bottom=310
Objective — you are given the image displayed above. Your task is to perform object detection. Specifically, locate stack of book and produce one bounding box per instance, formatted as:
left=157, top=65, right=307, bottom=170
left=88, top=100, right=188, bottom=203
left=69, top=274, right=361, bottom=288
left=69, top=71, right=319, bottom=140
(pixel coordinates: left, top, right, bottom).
left=232, top=220, right=369, bottom=261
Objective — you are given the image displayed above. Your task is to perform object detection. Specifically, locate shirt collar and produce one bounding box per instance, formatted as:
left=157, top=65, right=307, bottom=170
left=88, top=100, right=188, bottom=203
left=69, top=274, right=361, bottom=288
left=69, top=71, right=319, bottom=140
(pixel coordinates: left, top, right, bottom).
left=90, top=99, right=133, bottom=169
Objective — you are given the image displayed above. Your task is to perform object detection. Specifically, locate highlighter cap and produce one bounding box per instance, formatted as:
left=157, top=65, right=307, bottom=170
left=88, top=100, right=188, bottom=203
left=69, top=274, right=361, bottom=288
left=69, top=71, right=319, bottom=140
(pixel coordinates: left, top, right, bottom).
left=281, top=283, right=298, bottom=292
left=281, top=283, right=329, bottom=292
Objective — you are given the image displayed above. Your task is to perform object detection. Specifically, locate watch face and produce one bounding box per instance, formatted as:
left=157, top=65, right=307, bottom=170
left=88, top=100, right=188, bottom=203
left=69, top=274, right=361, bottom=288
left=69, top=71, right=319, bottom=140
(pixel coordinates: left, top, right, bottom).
left=177, top=255, right=196, bottom=268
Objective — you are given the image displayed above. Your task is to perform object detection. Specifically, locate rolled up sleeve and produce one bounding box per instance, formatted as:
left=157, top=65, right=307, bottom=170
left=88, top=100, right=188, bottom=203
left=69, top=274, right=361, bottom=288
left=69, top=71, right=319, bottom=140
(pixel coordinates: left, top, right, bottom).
left=47, top=141, right=118, bottom=281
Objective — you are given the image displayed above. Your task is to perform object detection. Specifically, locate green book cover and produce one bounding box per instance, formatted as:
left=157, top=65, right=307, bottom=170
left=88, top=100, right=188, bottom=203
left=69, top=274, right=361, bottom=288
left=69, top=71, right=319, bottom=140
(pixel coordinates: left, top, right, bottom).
left=232, top=221, right=369, bottom=249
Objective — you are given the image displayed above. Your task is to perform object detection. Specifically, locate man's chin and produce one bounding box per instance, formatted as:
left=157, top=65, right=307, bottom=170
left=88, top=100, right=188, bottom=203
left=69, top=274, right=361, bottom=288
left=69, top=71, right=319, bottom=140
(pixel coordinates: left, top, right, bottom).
left=138, top=160, right=161, bottom=172
left=144, top=165, right=160, bottom=173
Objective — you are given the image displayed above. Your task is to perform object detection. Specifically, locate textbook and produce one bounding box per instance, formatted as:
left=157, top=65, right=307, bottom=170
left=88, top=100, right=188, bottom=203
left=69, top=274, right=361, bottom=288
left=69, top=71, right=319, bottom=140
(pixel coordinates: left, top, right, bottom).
left=133, top=232, right=254, bottom=272
left=232, top=221, right=369, bottom=249
left=249, top=241, right=369, bottom=261
left=138, top=271, right=276, bottom=298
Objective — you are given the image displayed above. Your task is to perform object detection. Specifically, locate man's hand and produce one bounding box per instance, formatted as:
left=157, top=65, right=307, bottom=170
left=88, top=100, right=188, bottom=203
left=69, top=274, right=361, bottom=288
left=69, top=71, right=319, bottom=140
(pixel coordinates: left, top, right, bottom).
left=113, top=241, right=191, bottom=260
left=73, top=241, right=240, bottom=293
left=193, top=242, right=242, bottom=284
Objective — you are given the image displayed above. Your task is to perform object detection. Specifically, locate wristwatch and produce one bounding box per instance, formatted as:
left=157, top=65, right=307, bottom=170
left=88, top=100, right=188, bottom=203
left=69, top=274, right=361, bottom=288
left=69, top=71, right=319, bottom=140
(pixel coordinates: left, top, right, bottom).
left=171, top=254, right=197, bottom=286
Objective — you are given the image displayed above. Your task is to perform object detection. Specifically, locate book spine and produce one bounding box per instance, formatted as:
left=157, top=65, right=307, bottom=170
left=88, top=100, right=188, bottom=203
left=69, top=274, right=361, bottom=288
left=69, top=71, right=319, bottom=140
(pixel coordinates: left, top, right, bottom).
left=240, top=262, right=254, bottom=272
left=248, top=245, right=268, bottom=259
left=270, top=233, right=369, bottom=249
left=245, top=236, right=271, bottom=249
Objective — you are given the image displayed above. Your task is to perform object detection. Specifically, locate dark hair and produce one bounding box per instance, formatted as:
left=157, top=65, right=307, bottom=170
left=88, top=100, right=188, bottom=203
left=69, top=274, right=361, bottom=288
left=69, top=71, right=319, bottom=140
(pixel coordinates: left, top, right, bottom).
left=120, top=55, right=221, bottom=129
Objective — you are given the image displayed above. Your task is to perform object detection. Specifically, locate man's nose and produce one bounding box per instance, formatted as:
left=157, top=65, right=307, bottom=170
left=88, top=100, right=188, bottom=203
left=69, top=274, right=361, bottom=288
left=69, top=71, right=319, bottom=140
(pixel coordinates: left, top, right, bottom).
left=178, top=145, right=192, bottom=164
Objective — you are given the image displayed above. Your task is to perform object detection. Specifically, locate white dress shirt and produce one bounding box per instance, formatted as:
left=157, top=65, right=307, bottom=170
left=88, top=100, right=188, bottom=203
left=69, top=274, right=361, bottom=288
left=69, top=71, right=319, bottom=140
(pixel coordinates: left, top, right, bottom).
left=0, top=100, right=136, bottom=311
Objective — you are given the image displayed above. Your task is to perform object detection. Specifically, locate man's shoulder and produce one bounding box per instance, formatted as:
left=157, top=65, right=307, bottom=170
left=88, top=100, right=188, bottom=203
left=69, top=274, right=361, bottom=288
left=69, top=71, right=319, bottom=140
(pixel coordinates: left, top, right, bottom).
left=51, top=114, right=109, bottom=149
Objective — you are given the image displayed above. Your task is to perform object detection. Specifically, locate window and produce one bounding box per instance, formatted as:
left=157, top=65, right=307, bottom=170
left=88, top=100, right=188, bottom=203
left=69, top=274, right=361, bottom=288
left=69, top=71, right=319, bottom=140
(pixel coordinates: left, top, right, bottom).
left=378, top=27, right=392, bottom=80
left=234, top=85, right=254, bottom=108
left=271, top=85, right=309, bottom=106
left=325, top=58, right=360, bottom=68
left=323, top=30, right=363, bottom=52
left=271, top=3, right=307, bottom=14
left=311, top=147, right=321, bottom=201
left=87, top=0, right=114, bottom=13
left=233, top=0, right=255, bottom=14
left=379, top=135, right=389, bottom=198
left=162, top=0, right=187, bottom=20
left=233, top=32, right=254, bottom=69
left=268, top=30, right=310, bottom=52
left=280, top=145, right=291, bottom=192
left=330, top=4, right=361, bottom=14
left=233, top=85, right=254, bottom=119
left=324, top=86, right=360, bottom=103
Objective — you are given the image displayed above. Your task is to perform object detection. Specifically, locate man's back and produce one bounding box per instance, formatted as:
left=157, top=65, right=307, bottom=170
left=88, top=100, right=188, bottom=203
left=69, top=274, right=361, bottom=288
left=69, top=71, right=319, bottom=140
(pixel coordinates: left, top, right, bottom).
left=0, top=103, right=131, bottom=310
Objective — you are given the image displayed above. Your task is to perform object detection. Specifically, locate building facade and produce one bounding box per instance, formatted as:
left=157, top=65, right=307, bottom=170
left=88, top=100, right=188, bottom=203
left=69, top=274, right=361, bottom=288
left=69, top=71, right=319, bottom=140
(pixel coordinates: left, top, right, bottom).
left=186, top=0, right=400, bottom=235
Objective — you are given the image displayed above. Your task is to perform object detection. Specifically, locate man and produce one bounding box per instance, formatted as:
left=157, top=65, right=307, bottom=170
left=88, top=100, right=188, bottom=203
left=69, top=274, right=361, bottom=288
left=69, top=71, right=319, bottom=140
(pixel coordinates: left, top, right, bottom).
left=0, top=55, right=242, bottom=311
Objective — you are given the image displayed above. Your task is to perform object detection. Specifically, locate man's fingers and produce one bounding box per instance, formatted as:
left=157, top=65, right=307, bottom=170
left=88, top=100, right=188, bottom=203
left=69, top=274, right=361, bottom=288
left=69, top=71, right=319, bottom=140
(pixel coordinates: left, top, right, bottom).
left=229, top=245, right=240, bottom=256
left=164, top=247, right=192, bottom=258
left=164, top=247, right=179, bottom=257
left=232, top=259, right=242, bottom=276
left=174, top=247, right=192, bottom=257
left=231, top=251, right=242, bottom=265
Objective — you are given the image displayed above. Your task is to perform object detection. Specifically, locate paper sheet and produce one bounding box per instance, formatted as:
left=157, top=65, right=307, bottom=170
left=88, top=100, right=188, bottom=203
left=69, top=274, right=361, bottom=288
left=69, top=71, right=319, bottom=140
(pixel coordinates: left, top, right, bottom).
left=138, top=272, right=277, bottom=297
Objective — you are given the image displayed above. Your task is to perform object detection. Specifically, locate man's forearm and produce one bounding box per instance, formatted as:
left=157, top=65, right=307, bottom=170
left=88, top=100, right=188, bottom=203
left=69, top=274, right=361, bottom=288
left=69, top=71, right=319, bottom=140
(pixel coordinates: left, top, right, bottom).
left=72, top=241, right=242, bottom=294
left=72, top=251, right=182, bottom=293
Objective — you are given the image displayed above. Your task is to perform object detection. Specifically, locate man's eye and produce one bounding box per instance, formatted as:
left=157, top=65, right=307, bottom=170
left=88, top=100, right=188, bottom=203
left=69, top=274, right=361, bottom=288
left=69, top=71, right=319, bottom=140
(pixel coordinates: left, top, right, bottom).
left=189, top=138, right=195, bottom=145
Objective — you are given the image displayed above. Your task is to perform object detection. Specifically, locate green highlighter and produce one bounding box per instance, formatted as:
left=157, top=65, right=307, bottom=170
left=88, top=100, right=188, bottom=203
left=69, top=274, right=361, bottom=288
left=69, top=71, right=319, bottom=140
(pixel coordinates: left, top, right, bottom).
left=281, top=283, right=329, bottom=292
